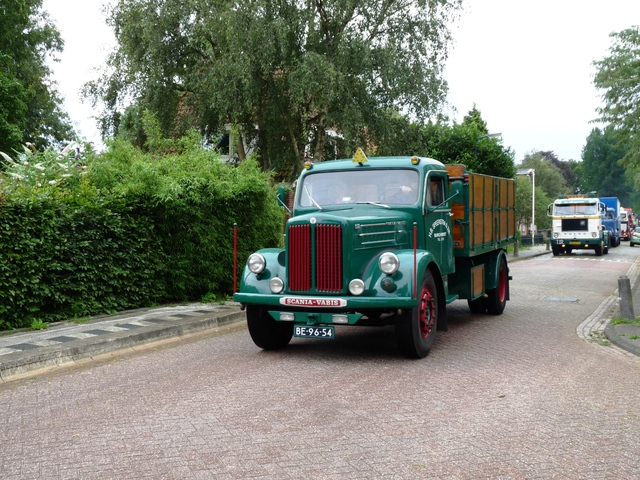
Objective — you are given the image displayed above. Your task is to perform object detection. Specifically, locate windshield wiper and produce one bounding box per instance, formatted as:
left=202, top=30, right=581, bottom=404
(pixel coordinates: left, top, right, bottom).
left=304, top=185, right=324, bottom=211
left=356, top=201, right=391, bottom=209
left=426, top=192, right=459, bottom=213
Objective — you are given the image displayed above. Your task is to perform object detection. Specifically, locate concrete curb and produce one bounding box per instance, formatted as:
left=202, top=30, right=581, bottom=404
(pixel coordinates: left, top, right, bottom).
left=604, top=322, right=640, bottom=356
left=0, top=308, right=246, bottom=381
left=602, top=252, right=640, bottom=357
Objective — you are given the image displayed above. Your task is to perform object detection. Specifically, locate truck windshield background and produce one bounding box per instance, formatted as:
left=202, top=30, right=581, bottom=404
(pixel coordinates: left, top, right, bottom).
left=299, top=169, right=420, bottom=206
left=555, top=203, right=598, bottom=215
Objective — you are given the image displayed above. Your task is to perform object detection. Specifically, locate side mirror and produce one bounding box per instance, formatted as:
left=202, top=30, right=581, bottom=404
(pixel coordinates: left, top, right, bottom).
left=277, top=186, right=286, bottom=206
left=276, top=186, right=292, bottom=214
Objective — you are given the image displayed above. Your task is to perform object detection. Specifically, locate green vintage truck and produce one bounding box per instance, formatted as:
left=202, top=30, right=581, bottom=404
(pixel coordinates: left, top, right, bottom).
left=233, top=150, right=517, bottom=358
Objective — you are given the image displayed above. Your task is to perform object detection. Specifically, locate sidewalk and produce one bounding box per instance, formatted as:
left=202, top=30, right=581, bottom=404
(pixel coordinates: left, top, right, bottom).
left=0, top=304, right=245, bottom=382
left=605, top=262, right=640, bottom=356
left=3, top=244, right=638, bottom=382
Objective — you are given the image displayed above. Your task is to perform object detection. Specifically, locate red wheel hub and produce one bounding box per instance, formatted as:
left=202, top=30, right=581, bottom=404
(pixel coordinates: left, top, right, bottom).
left=418, top=285, right=436, bottom=339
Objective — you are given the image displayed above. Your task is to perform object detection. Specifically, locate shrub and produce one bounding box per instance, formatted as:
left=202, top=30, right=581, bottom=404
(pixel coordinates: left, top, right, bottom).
left=0, top=133, right=285, bottom=329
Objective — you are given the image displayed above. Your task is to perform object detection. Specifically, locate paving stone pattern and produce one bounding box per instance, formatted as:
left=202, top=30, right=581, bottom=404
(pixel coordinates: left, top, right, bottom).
left=0, top=249, right=639, bottom=478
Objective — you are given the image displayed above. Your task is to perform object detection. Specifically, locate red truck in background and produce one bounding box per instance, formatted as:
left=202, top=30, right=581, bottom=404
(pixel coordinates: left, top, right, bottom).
left=620, top=208, right=633, bottom=240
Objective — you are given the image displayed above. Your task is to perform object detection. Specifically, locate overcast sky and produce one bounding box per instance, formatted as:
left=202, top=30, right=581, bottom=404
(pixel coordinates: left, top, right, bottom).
left=43, top=0, right=640, bottom=161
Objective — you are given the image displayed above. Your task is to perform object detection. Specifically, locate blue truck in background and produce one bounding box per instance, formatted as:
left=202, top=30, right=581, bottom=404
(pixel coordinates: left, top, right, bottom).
left=600, top=197, right=621, bottom=247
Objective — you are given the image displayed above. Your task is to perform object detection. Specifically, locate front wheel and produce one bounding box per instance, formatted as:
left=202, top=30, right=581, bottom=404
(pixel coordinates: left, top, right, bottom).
left=246, top=305, right=293, bottom=350
left=486, top=256, right=508, bottom=315
left=395, top=270, right=438, bottom=358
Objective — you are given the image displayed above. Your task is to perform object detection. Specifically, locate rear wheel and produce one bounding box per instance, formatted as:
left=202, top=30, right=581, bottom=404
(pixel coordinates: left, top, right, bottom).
left=246, top=305, right=293, bottom=350
left=487, top=256, right=508, bottom=315
left=395, top=270, right=438, bottom=358
left=467, top=297, right=487, bottom=313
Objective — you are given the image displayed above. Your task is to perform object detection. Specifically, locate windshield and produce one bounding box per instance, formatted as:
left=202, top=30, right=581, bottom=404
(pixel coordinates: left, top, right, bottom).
left=298, top=169, right=420, bottom=207
left=554, top=203, right=598, bottom=215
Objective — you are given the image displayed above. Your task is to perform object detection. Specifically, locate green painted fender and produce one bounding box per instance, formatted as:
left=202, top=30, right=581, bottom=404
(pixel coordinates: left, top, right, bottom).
left=237, top=248, right=286, bottom=295
left=484, top=249, right=509, bottom=295
left=361, top=249, right=440, bottom=301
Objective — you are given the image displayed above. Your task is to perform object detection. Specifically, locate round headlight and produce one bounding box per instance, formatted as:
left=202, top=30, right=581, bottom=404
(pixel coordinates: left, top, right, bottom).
left=247, top=253, right=266, bottom=274
left=349, top=279, right=365, bottom=296
left=270, top=277, right=284, bottom=294
left=378, top=252, right=399, bottom=275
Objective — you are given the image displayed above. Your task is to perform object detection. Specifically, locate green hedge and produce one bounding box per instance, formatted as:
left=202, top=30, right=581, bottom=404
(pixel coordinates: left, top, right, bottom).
left=0, top=136, right=285, bottom=329
left=0, top=194, right=165, bottom=327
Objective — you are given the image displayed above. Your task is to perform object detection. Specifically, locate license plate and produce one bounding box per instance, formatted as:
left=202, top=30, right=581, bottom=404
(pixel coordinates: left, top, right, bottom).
left=570, top=241, right=581, bottom=245
left=294, top=326, right=335, bottom=339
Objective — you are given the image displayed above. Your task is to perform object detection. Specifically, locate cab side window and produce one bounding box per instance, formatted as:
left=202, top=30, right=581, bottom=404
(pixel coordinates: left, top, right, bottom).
left=429, top=177, right=445, bottom=206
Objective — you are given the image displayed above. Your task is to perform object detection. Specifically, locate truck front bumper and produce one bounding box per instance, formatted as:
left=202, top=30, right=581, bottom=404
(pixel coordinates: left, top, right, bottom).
left=553, top=238, right=601, bottom=249
left=233, top=292, right=417, bottom=325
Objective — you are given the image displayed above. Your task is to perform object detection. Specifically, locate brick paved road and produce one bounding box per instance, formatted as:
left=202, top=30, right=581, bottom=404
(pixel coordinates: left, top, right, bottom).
left=1, top=249, right=639, bottom=479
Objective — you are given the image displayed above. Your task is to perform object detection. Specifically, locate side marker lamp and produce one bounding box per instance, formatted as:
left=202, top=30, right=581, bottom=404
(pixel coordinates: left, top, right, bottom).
left=332, top=315, right=349, bottom=324
left=381, top=278, right=396, bottom=292
left=270, top=277, right=284, bottom=294
left=349, top=279, right=365, bottom=296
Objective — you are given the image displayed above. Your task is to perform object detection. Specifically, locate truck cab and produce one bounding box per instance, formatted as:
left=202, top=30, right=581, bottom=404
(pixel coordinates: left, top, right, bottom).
left=548, top=195, right=610, bottom=256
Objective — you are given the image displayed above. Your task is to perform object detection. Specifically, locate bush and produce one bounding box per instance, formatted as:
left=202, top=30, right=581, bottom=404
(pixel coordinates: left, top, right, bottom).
left=0, top=133, right=285, bottom=329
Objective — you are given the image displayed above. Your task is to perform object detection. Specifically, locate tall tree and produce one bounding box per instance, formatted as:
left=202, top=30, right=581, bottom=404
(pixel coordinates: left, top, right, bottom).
left=593, top=27, right=640, bottom=168
left=85, top=0, right=462, bottom=179
left=515, top=175, right=550, bottom=233
left=518, top=151, right=570, bottom=200
left=580, top=126, right=635, bottom=205
left=0, top=0, right=74, bottom=154
left=375, top=106, right=515, bottom=178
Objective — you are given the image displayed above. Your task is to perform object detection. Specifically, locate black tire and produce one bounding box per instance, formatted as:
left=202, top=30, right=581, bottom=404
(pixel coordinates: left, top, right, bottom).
left=246, top=305, right=293, bottom=350
left=631, top=242, right=635, bottom=247
left=604, top=244, right=609, bottom=254
left=395, top=270, right=438, bottom=358
left=552, top=245, right=560, bottom=256
left=467, top=297, right=487, bottom=314
left=595, top=244, right=603, bottom=256
left=486, top=256, right=508, bottom=315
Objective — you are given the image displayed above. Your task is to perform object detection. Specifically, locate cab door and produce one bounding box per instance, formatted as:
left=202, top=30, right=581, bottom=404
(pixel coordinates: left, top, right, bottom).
left=423, top=172, right=454, bottom=275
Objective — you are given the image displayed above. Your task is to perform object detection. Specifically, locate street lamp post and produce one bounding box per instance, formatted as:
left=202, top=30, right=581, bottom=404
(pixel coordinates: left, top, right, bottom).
left=474, top=133, right=502, bottom=161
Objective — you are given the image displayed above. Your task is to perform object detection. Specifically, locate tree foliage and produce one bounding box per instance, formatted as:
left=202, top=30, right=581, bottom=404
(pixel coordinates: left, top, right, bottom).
left=85, top=0, right=462, bottom=179
left=514, top=175, right=550, bottom=232
left=0, top=0, right=74, bottom=155
left=519, top=151, right=571, bottom=200
left=593, top=27, right=640, bottom=168
left=374, top=106, right=515, bottom=178
left=580, top=127, right=638, bottom=206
